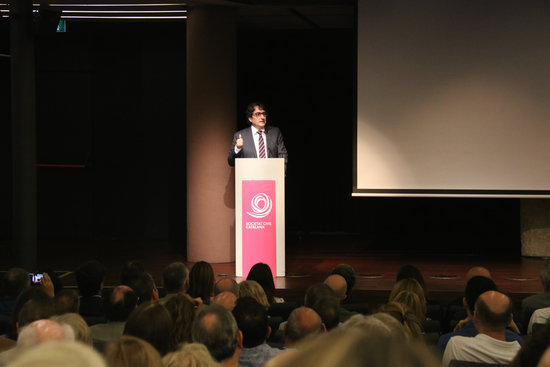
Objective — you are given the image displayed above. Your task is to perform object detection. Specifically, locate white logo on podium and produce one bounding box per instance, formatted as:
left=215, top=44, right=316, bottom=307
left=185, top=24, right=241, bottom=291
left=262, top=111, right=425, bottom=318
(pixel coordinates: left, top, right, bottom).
left=246, top=193, right=272, bottom=218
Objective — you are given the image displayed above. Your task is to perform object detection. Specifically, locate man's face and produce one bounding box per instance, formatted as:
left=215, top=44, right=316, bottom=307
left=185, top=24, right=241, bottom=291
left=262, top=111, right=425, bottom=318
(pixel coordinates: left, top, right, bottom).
left=248, top=106, right=267, bottom=130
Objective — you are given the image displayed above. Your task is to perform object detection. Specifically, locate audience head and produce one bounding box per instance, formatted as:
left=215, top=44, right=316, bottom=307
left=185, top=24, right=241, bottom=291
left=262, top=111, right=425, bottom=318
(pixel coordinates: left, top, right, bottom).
left=104, top=335, right=163, bottom=367
left=474, top=290, right=513, bottom=333
left=466, top=266, right=492, bottom=280
left=312, top=296, right=340, bottom=331
left=105, top=285, right=138, bottom=322
left=164, top=293, right=196, bottom=347
left=189, top=261, right=215, bottom=305
left=389, top=278, right=426, bottom=306
left=464, top=275, right=497, bottom=314
left=342, top=313, right=406, bottom=343
left=389, top=290, right=426, bottom=323
left=17, top=319, right=75, bottom=349
left=127, top=272, right=158, bottom=305
left=124, top=302, right=174, bottom=355
left=378, top=301, right=422, bottom=340
left=510, top=324, right=550, bottom=367
left=396, top=265, right=426, bottom=293
left=284, top=307, right=324, bottom=347
left=192, top=303, right=241, bottom=363
left=50, top=312, right=92, bottom=346
left=2, top=267, right=30, bottom=299
left=214, top=278, right=239, bottom=296
left=238, top=280, right=270, bottom=308
left=14, top=287, right=55, bottom=330
left=330, top=264, right=356, bottom=300
left=232, top=297, right=269, bottom=348
left=213, top=291, right=238, bottom=311
left=163, top=262, right=189, bottom=295
left=120, top=260, right=146, bottom=286
left=246, top=263, right=276, bottom=304
left=75, top=260, right=105, bottom=297
left=304, top=283, right=334, bottom=308
left=163, top=343, right=223, bottom=367
left=7, top=340, right=106, bottom=367
left=54, top=289, right=80, bottom=314
left=541, top=261, right=550, bottom=292
left=324, top=274, right=347, bottom=302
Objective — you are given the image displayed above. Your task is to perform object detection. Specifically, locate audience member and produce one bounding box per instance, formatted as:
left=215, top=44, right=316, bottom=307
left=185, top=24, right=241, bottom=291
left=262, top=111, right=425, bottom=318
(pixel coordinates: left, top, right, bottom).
left=127, top=272, right=159, bottom=305
left=438, top=275, right=522, bottom=352
left=0, top=268, right=29, bottom=317
left=238, top=280, right=270, bottom=308
left=75, top=260, right=106, bottom=323
left=163, top=343, right=223, bottom=367
left=527, top=305, right=550, bottom=334
left=466, top=266, right=492, bottom=280
left=13, top=288, right=55, bottom=331
left=50, top=312, right=92, bottom=346
left=511, top=324, right=550, bottom=367
left=442, top=290, right=522, bottom=366
left=90, top=285, right=137, bottom=350
left=120, top=260, right=146, bottom=286
left=312, top=296, right=340, bottom=330
left=6, top=340, right=106, bottom=367
left=396, top=264, right=427, bottom=297
left=162, top=262, right=189, bottom=303
left=232, top=297, right=282, bottom=367
left=330, top=264, right=357, bottom=304
left=165, top=293, right=196, bottom=347
left=379, top=301, right=423, bottom=340
left=283, top=307, right=325, bottom=348
left=104, top=335, right=163, bottom=367
left=390, top=290, right=426, bottom=324
left=389, top=278, right=426, bottom=310
left=303, top=283, right=334, bottom=309
left=324, top=274, right=357, bottom=322
left=189, top=261, right=215, bottom=305
left=246, top=263, right=282, bottom=304
left=124, top=302, right=174, bottom=355
left=215, top=278, right=239, bottom=296
left=521, top=261, right=550, bottom=328
left=192, top=303, right=243, bottom=367
left=213, top=291, right=238, bottom=311
left=54, top=289, right=80, bottom=314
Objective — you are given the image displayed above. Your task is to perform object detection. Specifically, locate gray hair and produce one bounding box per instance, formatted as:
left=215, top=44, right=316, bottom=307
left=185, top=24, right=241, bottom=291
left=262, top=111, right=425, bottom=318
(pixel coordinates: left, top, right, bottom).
left=191, top=304, right=238, bottom=362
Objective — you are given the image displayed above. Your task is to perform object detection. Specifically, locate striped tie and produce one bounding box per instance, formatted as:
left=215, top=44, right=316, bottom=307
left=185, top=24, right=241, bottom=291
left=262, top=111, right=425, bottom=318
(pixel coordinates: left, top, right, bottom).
left=258, top=130, right=266, bottom=158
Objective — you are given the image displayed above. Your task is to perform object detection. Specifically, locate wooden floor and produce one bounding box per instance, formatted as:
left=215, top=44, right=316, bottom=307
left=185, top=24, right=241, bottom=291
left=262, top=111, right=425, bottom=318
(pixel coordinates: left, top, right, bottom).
left=0, top=235, right=546, bottom=308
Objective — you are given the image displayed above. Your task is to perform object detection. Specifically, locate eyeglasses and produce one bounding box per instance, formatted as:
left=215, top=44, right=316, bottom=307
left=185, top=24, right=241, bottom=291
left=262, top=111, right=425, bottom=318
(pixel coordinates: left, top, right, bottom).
left=253, top=112, right=268, bottom=117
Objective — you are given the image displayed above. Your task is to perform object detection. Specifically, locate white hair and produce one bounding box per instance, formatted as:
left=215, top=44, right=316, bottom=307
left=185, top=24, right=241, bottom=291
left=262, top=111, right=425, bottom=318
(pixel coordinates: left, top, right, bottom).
left=6, top=341, right=106, bottom=367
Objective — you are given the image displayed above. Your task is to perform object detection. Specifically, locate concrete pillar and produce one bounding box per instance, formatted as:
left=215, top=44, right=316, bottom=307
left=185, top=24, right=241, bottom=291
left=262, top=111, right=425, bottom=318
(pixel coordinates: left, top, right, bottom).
left=521, top=199, right=550, bottom=257
left=186, top=6, right=236, bottom=262
left=10, top=0, right=37, bottom=269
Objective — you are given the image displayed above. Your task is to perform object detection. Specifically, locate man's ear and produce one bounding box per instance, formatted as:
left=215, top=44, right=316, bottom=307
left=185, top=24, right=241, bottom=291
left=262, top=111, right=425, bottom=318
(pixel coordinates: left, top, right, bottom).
left=237, top=330, right=243, bottom=349
left=266, top=326, right=272, bottom=340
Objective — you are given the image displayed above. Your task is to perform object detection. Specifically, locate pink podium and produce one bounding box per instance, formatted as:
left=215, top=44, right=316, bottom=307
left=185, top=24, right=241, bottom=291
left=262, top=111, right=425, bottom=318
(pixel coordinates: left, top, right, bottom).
left=235, top=158, right=285, bottom=278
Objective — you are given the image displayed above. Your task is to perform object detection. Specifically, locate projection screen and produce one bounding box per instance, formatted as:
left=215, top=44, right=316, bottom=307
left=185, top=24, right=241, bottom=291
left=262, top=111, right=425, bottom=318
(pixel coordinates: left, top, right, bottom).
left=354, top=0, right=550, bottom=197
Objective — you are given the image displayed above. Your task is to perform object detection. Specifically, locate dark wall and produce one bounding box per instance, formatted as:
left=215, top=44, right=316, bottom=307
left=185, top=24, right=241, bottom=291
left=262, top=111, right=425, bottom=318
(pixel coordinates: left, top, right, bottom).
left=0, top=20, right=520, bottom=254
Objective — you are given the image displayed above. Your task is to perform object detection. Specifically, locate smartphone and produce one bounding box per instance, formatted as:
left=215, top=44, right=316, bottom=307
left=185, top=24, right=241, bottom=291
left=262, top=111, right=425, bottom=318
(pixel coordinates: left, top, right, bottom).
left=29, top=273, right=44, bottom=284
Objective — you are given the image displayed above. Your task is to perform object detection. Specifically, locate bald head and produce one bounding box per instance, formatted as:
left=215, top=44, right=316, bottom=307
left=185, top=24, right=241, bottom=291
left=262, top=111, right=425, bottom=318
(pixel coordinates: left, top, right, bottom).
left=285, top=307, right=324, bottom=347
left=215, top=277, right=239, bottom=296
left=213, top=291, right=237, bottom=311
left=18, top=319, right=75, bottom=349
left=474, top=291, right=512, bottom=333
left=324, top=274, right=347, bottom=301
left=111, top=285, right=132, bottom=303
left=466, top=266, right=492, bottom=280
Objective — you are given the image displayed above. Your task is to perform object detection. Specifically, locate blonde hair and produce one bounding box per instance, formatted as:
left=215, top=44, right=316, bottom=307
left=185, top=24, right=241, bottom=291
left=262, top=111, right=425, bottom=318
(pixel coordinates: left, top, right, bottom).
left=6, top=340, right=105, bottom=367
left=378, top=302, right=423, bottom=340
left=389, top=279, right=427, bottom=321
left=51, top=313, right=92, bottom=346
left=104, top=335, right=163, bottom=367
left=163, top=343, right=222, bottom=367
left=389, top=291, right=426, bottom=324
left=238, top=280, right=270, bottom=308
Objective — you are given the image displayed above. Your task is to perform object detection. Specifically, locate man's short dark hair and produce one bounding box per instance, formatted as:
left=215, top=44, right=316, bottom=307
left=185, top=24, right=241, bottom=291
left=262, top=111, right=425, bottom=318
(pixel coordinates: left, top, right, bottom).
left=2, top=268, right=30, bottom=298
left=541, top=261, right=550, bottom=291
left=464, top=276, right=497, bottom=313
left=75, top=260, right=105, bottom=297
left=331, top=264, right=356, bottom=299
left=246, top=102, right=267, bottom=119
left=475, top=293, right=512, bottom=331
left=15, top=289, right=55, bottom=327
left=304, top=283, right=334, bottom=308
left=163, top=262, right=189, bottom=294
left=232, top=297, right=268, bottom=348
left=54, top=289, right=80, bottom=314
left=105, top=286, right=138, bottom=322
left=192, top=304, right=238, bottom=362
left=312, top=296, right=340, bottom=331
left=127, top=272, right=156, bottom=305
left=120, top=261, right=145, bottom=286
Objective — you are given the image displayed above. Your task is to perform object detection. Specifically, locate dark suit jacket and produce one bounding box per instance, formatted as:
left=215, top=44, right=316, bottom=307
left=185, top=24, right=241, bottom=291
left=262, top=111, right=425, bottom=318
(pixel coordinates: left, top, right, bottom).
left=227, top=125, right=288, bottom=168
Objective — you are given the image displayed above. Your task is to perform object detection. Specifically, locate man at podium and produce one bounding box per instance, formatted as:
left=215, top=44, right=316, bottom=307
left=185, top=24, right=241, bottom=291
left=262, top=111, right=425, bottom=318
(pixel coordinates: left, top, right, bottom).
left=227, top=102, right=288, bottom=168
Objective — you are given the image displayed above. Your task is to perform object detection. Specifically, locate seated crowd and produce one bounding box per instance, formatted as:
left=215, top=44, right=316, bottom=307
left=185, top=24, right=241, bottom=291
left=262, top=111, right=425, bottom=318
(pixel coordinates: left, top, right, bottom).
left=1, top=260, right=550, bottom=367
